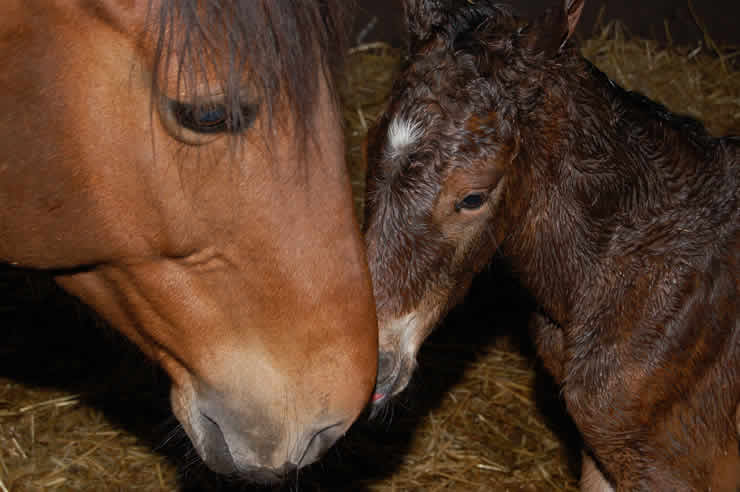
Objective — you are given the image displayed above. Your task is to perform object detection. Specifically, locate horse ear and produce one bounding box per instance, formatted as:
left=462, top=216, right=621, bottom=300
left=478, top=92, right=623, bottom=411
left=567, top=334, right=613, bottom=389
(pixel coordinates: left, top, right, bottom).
left=403, top=0, right=448, bottom=47
left=522, top=0, right=585, bottom=57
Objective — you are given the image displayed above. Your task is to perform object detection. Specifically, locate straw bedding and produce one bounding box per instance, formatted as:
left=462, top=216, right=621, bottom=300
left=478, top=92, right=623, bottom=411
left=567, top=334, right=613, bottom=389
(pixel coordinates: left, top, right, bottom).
left=0, top=22, right=738, bottom=492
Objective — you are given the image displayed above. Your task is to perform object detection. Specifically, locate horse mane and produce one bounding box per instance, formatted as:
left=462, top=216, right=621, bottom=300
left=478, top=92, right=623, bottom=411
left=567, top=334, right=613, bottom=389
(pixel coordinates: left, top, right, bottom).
left=151, top=0, right=350, bottom=143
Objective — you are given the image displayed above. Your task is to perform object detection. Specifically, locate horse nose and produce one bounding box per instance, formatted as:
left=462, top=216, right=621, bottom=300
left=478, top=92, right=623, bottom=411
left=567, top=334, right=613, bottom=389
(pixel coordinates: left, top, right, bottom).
left=195, top=411, right=348, bottom=479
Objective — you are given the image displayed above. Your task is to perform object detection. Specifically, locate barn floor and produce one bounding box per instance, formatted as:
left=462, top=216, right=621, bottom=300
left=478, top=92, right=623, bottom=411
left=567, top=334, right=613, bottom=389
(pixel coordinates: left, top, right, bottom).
left=1, top=21, right=738, bottom=492
left=0, top=267, right=580, bottom=491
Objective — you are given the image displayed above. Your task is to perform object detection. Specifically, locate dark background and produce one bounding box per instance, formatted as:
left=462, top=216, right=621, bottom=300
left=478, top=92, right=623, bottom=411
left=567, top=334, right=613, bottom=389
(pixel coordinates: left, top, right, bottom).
left=354, top=0, right=740, bottom=49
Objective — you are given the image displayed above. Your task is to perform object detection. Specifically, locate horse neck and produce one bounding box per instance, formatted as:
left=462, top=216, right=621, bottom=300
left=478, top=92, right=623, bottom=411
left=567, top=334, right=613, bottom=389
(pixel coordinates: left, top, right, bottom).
left=499, top=56, right=734, bottom=327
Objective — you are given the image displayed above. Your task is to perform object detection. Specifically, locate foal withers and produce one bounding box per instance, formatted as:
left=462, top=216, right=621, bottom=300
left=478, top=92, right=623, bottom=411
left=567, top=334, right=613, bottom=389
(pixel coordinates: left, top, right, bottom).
left=363, top=0, right=739, bottom=490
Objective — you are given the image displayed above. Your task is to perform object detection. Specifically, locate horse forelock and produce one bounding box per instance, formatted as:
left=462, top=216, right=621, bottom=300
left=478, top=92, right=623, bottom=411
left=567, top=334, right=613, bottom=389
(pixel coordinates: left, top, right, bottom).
left=151, top=0, right=349, bottom=146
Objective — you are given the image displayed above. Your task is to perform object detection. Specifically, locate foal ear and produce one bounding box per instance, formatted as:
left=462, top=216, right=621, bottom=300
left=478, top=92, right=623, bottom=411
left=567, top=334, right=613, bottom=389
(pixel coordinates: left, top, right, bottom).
left=403, top=0, right=448, bottom=47
left=523, top=0, right=585, bottom=57
left=563, top=0, right=586, bottom=42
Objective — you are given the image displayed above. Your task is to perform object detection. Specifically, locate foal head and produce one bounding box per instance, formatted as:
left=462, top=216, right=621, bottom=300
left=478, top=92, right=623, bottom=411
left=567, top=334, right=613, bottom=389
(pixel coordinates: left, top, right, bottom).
left=364, top=0, right=584, bottom=401
left=0, top=0, right=377, bottom=479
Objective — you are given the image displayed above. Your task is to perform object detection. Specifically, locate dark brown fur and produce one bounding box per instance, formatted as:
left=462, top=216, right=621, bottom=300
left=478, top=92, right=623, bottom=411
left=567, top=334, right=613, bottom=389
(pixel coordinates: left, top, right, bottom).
left=364, top=1, right=739, bottom=489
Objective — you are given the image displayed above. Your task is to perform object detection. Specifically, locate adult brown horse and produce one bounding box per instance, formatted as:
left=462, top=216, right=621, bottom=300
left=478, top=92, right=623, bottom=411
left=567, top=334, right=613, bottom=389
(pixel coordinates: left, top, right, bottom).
left=0, top=0, right=378, bottom=482
left=364, top=0, right=739, bottom=490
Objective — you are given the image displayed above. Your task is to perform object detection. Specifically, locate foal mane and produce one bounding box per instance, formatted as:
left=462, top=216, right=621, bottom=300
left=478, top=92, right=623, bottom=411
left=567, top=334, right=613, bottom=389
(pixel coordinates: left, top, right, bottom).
left=151, top=0, right=350, bottom=144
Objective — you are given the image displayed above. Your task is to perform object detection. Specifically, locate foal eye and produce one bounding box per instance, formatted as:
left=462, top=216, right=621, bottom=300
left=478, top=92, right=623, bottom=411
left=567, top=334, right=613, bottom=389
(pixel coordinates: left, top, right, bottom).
left=170, top=100, right=258, bottom=135
left=455, top=192, right=487, bottom=212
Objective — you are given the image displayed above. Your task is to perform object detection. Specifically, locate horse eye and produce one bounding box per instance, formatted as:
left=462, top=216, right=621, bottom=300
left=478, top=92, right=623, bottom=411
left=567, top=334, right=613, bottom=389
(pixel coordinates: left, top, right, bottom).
left=455, top=192, right=487, bottom=212
left=170, top=100, right=257, bottom=134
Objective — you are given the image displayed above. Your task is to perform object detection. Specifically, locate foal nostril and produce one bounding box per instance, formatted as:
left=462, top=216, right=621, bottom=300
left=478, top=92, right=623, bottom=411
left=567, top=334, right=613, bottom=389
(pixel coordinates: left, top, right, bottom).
left=374, top=350, right=400, bottom=400
left=377, top=351, right=397, bottom=385
left=299, top=422, right=345, bottom=467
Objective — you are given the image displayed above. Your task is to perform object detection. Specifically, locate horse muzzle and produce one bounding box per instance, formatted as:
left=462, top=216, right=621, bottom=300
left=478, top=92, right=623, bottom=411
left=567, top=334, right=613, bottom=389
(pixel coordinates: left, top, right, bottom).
left=170, top=381, right=356, bottom=482
left=192, top=409, right=348, bottom=481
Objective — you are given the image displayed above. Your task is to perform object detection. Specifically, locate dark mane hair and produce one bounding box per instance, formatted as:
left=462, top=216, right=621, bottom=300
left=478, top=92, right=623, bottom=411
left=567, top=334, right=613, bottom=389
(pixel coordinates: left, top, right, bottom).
left=151, top=0, right=350, bottom=143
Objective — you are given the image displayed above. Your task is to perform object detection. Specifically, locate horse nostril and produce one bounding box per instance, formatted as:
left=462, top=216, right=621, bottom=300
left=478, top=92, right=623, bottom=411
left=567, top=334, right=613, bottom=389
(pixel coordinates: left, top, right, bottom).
left=299, top=422, right=345, bottom=467
left=198, top=411, right=237, bottom=475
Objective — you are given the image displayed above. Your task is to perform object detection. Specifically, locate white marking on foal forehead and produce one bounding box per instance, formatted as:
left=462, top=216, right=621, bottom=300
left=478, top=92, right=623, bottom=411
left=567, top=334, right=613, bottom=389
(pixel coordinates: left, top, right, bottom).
left=386, top=116, right=424, bottom=159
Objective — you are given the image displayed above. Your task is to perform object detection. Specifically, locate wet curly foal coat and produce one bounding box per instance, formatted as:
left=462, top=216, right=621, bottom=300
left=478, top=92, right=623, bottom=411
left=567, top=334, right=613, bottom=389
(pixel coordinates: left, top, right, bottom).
left=363, top=0, right=740, bottom=490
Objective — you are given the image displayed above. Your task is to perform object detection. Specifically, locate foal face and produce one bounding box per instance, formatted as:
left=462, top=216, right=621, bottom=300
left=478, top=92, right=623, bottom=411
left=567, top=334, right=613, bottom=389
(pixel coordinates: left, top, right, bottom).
left=364, top=32, right=523, bottom=399
left=364, top=0, right=579, bottom=400
left=0, top=1, right=377, bottom=478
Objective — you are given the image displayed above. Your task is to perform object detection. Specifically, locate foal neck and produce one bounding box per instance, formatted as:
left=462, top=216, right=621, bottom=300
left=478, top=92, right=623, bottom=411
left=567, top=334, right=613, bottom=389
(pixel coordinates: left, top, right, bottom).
left=502, top=57, right=735, bottom=328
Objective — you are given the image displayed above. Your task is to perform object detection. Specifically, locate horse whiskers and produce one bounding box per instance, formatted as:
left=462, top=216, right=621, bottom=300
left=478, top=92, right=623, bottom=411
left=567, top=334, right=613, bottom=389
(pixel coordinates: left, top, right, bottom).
left=155, top=419, right=188, bottom=453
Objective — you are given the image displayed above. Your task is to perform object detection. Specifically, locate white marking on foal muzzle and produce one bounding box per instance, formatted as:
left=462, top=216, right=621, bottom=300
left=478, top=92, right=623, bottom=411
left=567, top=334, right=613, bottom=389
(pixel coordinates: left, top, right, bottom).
left=387, top=311, right=424, bottom=360
left=374, top=311, right=428, bottom=401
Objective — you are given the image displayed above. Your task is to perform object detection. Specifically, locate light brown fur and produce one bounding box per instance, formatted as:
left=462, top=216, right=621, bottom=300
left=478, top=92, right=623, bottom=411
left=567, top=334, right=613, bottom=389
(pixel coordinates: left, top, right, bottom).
left=0, top=0, right=377, bottom=480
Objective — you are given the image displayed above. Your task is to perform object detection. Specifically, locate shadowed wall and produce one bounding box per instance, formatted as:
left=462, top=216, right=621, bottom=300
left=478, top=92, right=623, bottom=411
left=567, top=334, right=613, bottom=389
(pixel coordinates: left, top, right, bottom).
left=354, top=1, right=739, bottom=48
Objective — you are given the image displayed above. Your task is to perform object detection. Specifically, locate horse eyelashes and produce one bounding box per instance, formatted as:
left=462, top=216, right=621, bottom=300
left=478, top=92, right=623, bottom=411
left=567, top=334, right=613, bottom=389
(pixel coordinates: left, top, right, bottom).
left=171, top=100, right=225, bottom=133
left=170, top=100, right=258, bottom=135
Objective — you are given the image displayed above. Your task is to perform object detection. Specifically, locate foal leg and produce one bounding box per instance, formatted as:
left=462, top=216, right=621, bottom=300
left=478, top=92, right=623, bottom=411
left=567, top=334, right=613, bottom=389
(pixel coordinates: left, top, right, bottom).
left=530, top=312, right=566, bottom=382
left=580, top=454, right=614, bottom=492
